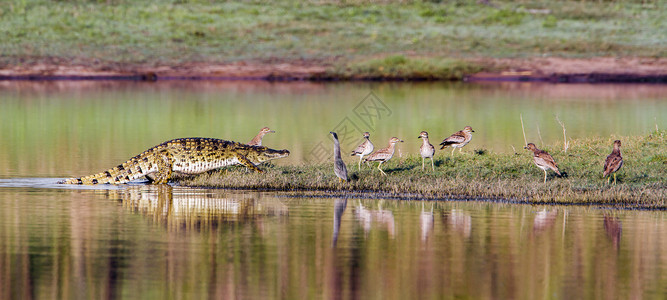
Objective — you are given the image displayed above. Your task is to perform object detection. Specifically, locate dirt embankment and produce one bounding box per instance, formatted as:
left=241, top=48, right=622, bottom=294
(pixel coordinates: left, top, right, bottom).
left=1, top=57, right=666, bottom=82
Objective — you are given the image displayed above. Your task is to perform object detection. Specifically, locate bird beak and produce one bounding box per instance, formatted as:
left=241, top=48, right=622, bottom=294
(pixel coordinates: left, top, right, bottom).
left=269, top=130, right=275, bottom=133
left=417, top=136, right=422, bottom=139
left=472, top=130, right=475, bottom=132
left=523, top=146, right=528, bottom=149
left=400, top=140, right=404, bottom=142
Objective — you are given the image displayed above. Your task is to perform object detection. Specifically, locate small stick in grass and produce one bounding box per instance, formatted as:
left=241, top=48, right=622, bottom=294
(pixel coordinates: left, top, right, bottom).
left=555, top=115, right=569, bottom=153
left=520, top=113, right=527, bottom=147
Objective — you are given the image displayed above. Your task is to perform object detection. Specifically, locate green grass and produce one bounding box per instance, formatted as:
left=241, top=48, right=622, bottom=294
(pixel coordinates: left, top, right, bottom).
left=1, top=0, right=665, bottom=78
left=178, top=130, right=667, bottom=209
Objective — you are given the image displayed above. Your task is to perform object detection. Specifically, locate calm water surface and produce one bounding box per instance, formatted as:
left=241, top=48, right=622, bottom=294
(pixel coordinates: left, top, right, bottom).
left=0, top=81, right=665, bottom=299
left=0, top=183, right=665, bottom=299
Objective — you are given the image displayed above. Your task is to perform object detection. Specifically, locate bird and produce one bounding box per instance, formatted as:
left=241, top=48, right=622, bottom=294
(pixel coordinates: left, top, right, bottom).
left=330, top=132, right=348, bottom=182
left=524, top=143, right=561, bottom=183
left=247, top=127, right=275, bottom=146
left=350, top=132, right=374, bottom=171
left=603, top=140, right=623, bottom=185
left=418, top=131, right=435, bottom=171
left=364, top=137, right=403, bottom=176
left=439, top=126, right=475, bottom=155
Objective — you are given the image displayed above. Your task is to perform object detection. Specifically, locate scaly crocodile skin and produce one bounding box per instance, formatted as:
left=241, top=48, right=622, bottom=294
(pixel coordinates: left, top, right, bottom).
left=59, top=137, right=290, bottom=185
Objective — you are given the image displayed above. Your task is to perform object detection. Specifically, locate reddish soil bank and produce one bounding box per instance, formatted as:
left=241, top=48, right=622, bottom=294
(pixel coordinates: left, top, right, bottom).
left=467, top=57, right=667, bottom=83
left=1, top=57, right=666, bottom=82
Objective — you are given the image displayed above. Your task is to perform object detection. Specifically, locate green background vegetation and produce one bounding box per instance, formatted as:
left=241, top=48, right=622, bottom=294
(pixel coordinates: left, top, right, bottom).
left=1, top=0, right=665, bottom=78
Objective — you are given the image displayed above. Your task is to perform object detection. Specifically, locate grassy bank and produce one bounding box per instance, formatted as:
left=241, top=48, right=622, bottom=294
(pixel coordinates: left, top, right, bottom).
left=178, top=131, right=667, bottom=209
left=1, top=1, right=665, bottom=79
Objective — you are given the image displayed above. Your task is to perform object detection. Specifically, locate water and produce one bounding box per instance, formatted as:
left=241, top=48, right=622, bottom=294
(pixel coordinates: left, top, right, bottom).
left=0, top=183, right=664, bottom=299
left=0, top=81, right=665, bottom=299
left=1, top=81, right=666, bottom=177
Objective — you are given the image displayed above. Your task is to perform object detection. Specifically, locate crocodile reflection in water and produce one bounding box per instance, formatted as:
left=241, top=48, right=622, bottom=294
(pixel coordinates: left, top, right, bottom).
left=102, top=185, right=288, bottom=230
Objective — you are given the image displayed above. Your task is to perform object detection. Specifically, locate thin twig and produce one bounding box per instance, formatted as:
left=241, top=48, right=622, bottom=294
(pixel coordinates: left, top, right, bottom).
left=588, top=146, right=601, bottom=156
left=520, top=113, right=527, bottom=146
left=555, top=115, right=569, bottom=153
left=536, top=122, right=544, bottom=146
left=656, top=117, right=659, bottom=133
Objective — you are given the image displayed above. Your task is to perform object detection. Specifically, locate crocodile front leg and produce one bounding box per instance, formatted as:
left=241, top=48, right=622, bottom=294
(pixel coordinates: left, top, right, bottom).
left=152, top=151, right=174, bottom=184
left=238, top=154, right=263, bottom=173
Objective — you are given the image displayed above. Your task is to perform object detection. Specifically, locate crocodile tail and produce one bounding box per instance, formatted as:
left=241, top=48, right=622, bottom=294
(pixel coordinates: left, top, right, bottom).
left=59, top=153, right=156, bottom=185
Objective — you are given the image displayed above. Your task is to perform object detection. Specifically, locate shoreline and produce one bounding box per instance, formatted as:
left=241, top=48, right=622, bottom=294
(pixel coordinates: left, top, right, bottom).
left=173, top=131, right=666, bottom=210
left=2, top=57, right=667, bottom=83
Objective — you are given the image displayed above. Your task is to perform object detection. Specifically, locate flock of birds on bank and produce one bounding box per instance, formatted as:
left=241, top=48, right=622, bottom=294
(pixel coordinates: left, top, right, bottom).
left=250, top=126, right=624, bottom=185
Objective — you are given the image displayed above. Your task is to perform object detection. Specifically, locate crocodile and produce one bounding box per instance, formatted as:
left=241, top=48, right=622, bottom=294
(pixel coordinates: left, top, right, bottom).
left=59, top=137, right=290, bottom=185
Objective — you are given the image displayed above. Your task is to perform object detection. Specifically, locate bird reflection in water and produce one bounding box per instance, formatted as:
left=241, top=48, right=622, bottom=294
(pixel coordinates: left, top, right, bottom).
left=448, top=209, right=472, bottom=239
left=104, top=185, right=288, bottom=232
left=332, top=198, right=347, bottom=247
left=355, top=200, right=396, bottom=238
left=603, top=215, right=622, bottom=251
left=533, top=209, right=558, bottom=233
left=420, top=202, right=434, bottom=244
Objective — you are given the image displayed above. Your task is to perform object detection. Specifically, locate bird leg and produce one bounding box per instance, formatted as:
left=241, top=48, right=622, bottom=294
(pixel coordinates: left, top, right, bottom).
left=451, top=148, right=455, bottom=155
left=430, top=158, right=435, bottom=171
left=607, top=176, right=611, bottom=184
left=358, top=156, right=363, bottom=171
left=613, top=173, right=617, bottom=185
left=543, top=170, right=547, bottom=184
left=378, top=162, right=387, bottom=176
left=422, top=157, right=425, bottom=171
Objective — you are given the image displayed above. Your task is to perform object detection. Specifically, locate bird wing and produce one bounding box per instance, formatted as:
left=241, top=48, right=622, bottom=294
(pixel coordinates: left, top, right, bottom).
left=604, top=154, right=623, bottom=176
left=365, top=148, right=392, bottom=162
left=335, top=160, right=348, bottom=180
left=351, top=140, right=369, bottom=155
left=535, top=151, right=560, bottom=173
left=440, top=132, right=466, bottom=145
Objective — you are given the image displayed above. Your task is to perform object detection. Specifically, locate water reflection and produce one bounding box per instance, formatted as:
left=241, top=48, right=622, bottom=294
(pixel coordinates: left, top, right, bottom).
left=355, top=200, right=396, bottom=239
left=447, top=208, right=472, bottom=239
left=107, top=185, right=288, bottom=231
left=604, top=215, right=623, bottom=251
left=420, top=203, right=434, bottom=243
left=0, top=186, right=664, bottom=299
left=332, top=198, right=347, bottom=247
left=533, top=209, right=558, bottom=233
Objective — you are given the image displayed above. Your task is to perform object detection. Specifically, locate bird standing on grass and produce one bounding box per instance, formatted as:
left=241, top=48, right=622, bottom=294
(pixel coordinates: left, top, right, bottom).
left=440, top=126, right=475, bottom=155
left=418, top=131, right=435, bottom=171
left=351, top=132, right=374, bottom=171
left=330, top=132, right=348, bottom=182
left=247, top=127, right=275, bottom=146
left=365, top=137, right=404, bottom=176
left=524, top=143, right=562, bottom=184
left=603, top=140, right=623, bottom=185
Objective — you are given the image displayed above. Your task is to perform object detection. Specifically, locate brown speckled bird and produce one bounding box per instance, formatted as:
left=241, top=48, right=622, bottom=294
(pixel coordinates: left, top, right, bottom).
left=365, top=137, right=404, bottom=176
left=603, top=140, right=623, bottom=185
left=247, top=127, right=275, bottom=146
left=418, top=131, right=435, bottom=171
left=350, top=132, right=374, bottom=171
left=439, top=126, right=474, bottom=155
left=524, top=143, right=561, bottom=183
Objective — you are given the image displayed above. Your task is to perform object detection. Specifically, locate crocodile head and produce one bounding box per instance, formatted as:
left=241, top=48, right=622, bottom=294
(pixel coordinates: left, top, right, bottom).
left=246, top=146, right=290, bottom=164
